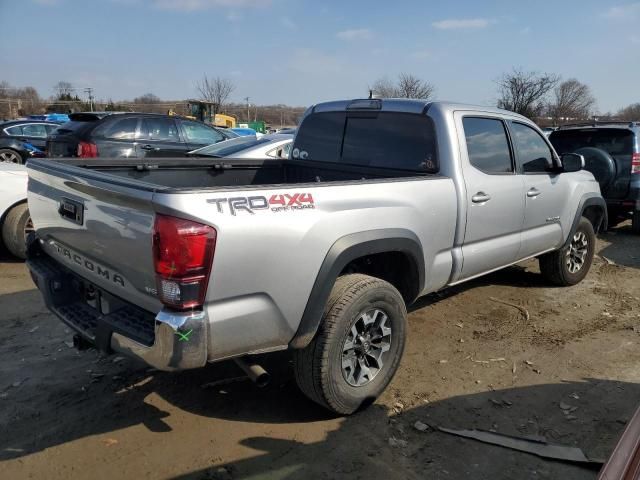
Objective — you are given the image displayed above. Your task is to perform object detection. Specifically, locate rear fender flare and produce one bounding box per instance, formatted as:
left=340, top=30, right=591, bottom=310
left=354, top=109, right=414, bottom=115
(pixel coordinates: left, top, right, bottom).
left=289, top=229, right=425, bottom=349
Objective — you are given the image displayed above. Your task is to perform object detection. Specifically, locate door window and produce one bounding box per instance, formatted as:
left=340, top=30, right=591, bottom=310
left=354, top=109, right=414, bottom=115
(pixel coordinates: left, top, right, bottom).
left=4, top=125, right=23, bottom=136
left=21, top=124, right=48, bottom=138
left=462, top=117, right=513, bottom=174
left=101, top=117, right=139, bottom=140
left=511, top=122, right=554, bottom=173
left=138, top=117, right=180, bottom=142
left=181, top=121, right=224, bottom=144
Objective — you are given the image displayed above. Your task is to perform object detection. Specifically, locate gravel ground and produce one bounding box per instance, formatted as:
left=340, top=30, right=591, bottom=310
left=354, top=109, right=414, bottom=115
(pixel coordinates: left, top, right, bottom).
left=0, top=223, right=639, bottom=480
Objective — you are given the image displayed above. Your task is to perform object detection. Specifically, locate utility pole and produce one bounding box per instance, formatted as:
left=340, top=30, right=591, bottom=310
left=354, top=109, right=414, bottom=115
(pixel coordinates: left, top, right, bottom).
left=84, top=87, right=94, bottom=112
left=244, top=96, right=250, bottom=122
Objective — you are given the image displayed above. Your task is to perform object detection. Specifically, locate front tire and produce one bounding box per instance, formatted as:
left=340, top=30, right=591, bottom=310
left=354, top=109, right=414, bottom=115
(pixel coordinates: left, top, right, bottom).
left=293, top=274, right=407, bottom=415
left=2, top=203, right=33, bottom=259
left=539, top=217, right=595, bottom=286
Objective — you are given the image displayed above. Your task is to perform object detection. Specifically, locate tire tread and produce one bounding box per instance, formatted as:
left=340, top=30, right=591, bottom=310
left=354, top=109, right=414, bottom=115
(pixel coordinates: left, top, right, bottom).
left=293, top=274, right=405, bottom=414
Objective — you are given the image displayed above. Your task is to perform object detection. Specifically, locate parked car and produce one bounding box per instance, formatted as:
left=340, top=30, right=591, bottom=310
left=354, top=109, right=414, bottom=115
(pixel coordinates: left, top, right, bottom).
left=276, top=127, right=297, bottom=135
left=188, top=133, right=293, bottom=159
left=0, top=120, right=60, bottom=163
left=46, top=112, right=236, bottom=158
left=27, top=113, right=70, bottom=123
left=0, top=163, right=30, bottom=258
left=541, top=126, right=557, bottom=137
left=231, top=127, right=259, bottom=136
left=26, top=99, right=605, bottom=415
left=549, top=121, right=640, bottom=232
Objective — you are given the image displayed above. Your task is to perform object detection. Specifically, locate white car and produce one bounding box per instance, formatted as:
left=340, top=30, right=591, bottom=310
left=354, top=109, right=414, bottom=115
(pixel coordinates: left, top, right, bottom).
left=188, top=134, right=293, bottom=159
left=0, top=163, right=30, bottom=259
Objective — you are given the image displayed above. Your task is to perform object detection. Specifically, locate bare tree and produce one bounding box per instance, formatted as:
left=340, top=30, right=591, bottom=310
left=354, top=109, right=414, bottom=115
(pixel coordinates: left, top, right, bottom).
left=133, top=93, right=161, bottom=104
left=371, top=73, right=435, bottom=99
left=617, top=103, right=640, bottom=121
left=496, top=69, right=559, bottom=118
left=196, top=75, right=234, bottom=115
left=548, top=79, right=596, bottom=123
left=53, top=81, right=74, bottom=100
left=396, top=73, right=435, bottom=99
left=371, top=76, right=398, bottom=97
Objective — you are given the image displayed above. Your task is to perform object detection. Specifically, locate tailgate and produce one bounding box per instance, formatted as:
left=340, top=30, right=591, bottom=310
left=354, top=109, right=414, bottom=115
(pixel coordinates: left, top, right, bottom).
left=27, top=159, right=162, bottom=314
left=47, top=137, right=77, bottom=157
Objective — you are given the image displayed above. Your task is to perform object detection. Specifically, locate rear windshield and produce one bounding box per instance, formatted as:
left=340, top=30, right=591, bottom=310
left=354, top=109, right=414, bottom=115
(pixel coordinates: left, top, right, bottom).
left=293, top=112, right=438, bottom=172
left=549, top=129, right=634, bottom=158
left=54, top=120, right=96, bottom=135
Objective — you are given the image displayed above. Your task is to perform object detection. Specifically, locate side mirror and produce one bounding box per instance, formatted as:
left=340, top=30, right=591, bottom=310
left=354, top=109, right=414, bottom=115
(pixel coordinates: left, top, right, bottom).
left=561, top=153, right=585, bottom=173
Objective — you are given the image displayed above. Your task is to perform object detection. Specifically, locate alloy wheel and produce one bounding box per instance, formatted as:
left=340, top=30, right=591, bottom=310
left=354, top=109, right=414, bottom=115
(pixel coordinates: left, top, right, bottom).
left=341, top=308, right=392, bottom=387
left=566, top=231, right=588, bottom=274
left=0, top=151, right=20, bottom=163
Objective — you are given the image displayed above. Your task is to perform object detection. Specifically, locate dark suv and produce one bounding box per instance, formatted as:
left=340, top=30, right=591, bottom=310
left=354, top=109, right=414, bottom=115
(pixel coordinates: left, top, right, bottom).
left=46, top=112, right=236, bottom=159
left=549, top=121, right=640, bottom=233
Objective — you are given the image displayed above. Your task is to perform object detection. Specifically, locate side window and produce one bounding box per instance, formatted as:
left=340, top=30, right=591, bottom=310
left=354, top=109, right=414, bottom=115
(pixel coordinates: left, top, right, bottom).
left=138, top=118, right=179, bottom=142
left=181, top=121, right=224, bottom=145
left=511, top=122, right=554, bottom=173
left=22, top=124, right=48, bottom=138
left=100, top=117, right=139, bottom=140
left=4, top=125, right=23, bottom=136
left=462, top=117, right=513, bottom=174
left=44, top=124, right=59, bottom=134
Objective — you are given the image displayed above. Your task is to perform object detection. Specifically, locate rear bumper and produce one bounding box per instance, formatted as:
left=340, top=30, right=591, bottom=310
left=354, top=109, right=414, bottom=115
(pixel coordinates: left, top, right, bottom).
left=26, top=238, right=208, bottom=371
left=606, top=181, right=640, bottom=212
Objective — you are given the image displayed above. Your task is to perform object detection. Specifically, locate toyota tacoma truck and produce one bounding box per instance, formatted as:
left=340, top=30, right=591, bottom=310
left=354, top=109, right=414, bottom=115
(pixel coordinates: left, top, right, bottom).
left=25, top=99, right=606, bottom=414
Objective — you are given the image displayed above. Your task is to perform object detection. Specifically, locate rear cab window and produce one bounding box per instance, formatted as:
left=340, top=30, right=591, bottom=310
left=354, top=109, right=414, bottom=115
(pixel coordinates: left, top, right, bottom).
left=292, top=111, right=438, bottom=172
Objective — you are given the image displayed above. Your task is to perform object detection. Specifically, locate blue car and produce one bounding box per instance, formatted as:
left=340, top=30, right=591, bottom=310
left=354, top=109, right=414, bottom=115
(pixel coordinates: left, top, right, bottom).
left=27, top=113, right=70, bottom=123
left=231, top=127, right=258, bottom=137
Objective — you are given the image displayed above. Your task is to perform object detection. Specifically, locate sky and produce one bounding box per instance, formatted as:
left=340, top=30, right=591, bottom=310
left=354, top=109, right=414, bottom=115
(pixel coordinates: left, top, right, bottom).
left=1, top=0, right=639, bottom=112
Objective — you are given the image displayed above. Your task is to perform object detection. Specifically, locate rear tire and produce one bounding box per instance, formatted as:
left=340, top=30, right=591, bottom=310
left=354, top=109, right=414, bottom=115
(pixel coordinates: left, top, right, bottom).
left=539, top=217, right=595, bottom=286
left=293, top=274, right=407, bottom=415
left=632, top=210, right=640, bottom=235
left=2, top=203, right=32, bottom=259
left=0, top=148, right=23, bottom=164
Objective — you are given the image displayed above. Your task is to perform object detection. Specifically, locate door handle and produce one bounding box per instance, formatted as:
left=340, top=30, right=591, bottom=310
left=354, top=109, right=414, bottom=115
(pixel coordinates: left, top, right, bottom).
left=140, top=144, right=158, bottom=151
left=471, top=192, right=491, bottom=203
left=527, top=188, right=541, bottom=198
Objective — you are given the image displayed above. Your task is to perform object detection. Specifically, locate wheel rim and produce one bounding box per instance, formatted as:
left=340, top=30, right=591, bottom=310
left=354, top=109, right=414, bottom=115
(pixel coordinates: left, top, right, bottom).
left=566, top=231, right=588, bottom=274
left=0, top=151, right=20, bottom=163
left=23, top=217, right=34, bottom=242
left=341, top=308, right=392, bottom=387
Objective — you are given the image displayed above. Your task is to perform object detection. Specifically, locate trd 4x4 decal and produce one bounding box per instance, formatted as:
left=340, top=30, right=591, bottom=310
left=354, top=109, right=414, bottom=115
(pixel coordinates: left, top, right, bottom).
left=207, top=193, right=315, bottom=215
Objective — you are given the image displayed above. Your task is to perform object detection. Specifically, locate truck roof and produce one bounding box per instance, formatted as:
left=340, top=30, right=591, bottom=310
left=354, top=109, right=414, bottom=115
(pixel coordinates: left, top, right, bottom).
left=310, top=98, right=529, bottom=121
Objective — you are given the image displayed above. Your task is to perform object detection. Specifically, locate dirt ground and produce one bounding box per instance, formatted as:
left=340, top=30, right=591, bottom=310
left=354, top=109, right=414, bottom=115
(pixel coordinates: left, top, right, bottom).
left=1, top=223, right=639, bottom=480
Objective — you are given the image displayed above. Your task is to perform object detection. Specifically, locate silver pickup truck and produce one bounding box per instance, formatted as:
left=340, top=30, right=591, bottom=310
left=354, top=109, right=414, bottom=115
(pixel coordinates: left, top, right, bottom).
left=26, top=99, right=606, bottom=414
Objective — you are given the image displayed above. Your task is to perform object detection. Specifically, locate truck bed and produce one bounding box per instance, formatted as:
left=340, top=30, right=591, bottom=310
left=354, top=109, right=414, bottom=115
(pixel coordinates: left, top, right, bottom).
left=33, top=157, right=427, bottom=191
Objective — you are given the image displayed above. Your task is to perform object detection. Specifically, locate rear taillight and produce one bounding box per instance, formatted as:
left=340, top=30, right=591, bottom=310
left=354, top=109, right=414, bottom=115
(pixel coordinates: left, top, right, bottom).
left=77, top=141, right=98, bottom=158
left=152, top=214, right=216, bottom=310
left=632, top=153, right=640, bottom=174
